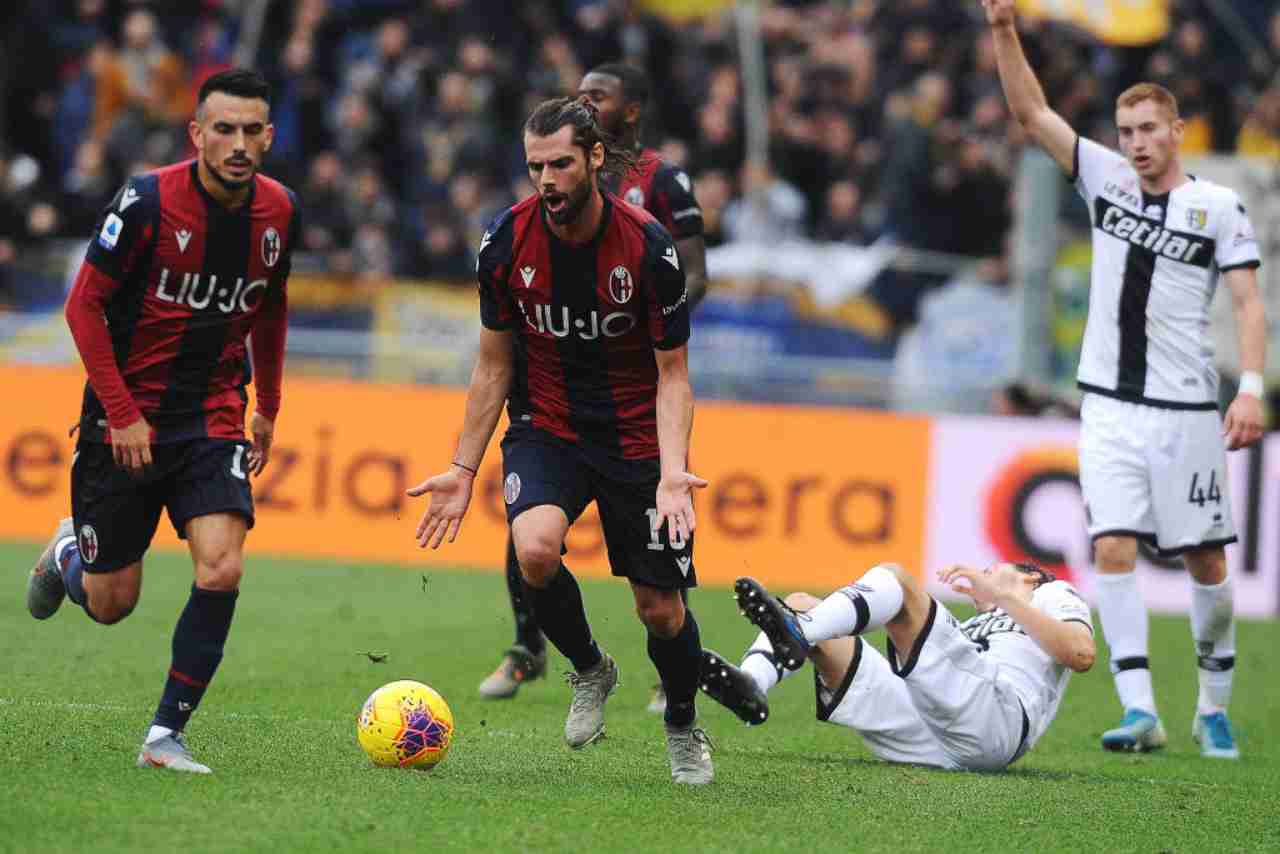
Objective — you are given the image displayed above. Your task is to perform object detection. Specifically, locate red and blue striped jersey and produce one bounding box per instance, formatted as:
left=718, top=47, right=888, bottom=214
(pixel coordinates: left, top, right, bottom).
left=477, top=193, right=689, bottom=460
left=605, top=149, right=703, bottom=240
left=66, top=160, right=298, bottom=443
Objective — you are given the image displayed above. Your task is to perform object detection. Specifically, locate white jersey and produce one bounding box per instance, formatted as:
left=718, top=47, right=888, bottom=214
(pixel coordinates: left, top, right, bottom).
left=1073, top=136, right=1261, bottom=408
left=958, top=580, right=1092, bottom=748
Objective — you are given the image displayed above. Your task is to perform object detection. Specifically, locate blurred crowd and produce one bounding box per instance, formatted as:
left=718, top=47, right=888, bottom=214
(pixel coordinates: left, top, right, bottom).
left=2, top=0, right=1279, bottom=291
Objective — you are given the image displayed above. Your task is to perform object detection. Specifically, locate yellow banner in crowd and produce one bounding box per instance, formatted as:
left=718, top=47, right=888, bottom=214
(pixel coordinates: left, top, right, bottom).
left=0, top=365, right=930, bottom=591
left=1017, top=0, right=1170, bottom=46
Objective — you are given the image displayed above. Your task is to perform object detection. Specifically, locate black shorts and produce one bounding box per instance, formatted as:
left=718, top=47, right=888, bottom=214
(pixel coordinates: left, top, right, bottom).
left=500, top=425, right=695, bottom=589
left=70, top=438, right=255, bottom=574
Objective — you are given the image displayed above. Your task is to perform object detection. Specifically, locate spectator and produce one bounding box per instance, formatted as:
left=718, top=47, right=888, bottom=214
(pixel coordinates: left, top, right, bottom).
left=5, top=0, right=1275, bottom=293
left=399, top=212, right=473, bottom=281
left=722, top=161, right=807, bottom=244
left=92, top=9, right=189, bottom=166
left=1238, top=86, right=1280, bottom=160
left=60, top=139, right=114, bottom=237
left=298, top=151, right=351, bottom=255
left=814, top=179, right=869, bottom=245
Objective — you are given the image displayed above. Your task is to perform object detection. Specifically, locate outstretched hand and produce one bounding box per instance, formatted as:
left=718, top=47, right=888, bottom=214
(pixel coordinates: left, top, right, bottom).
left=981, top=0, right=1016, bottom=27
left=655, top=471, right=709, bottom=546
left=406, top=468, right=475, bottom=549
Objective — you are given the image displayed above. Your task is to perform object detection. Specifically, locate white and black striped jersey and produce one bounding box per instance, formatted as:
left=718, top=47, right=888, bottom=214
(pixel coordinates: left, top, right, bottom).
left=1072, top=137, right=1261, bottom=409
left=959, top=580, right=1092, bottom=749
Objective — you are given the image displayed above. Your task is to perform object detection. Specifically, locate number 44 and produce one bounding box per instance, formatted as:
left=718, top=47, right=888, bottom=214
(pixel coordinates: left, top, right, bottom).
left=1187, top=471, right=1222, bottom=507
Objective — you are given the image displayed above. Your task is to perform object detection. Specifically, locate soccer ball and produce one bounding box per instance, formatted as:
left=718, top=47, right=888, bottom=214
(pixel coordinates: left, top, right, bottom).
left=356, top=679, right=455, bottom=770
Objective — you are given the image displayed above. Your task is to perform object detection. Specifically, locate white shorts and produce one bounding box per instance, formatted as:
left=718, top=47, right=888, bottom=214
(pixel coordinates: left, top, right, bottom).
left=1078, top=393, right=1236, bottom=555
left=819, top=600, right=1029, bottom=771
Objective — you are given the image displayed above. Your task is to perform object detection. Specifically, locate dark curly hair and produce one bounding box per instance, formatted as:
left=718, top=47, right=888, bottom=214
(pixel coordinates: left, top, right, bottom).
left=1013, top=562, right=1057, bottom=587
left=523, top=96, right=637, bottom=180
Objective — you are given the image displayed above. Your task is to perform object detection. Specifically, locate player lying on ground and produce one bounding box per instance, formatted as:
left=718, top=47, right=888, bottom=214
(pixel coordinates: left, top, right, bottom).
left=25, top=69, right=297, bottom=774
left=700, top=563, right=1095, bottom=770
left=985, top=0, right=1263, bottom=758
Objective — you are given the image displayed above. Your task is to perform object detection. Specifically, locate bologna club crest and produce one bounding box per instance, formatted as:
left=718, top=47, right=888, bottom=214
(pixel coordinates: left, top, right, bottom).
left=78, top=524, right=99, bottom=564
left=262, top=227, right=281, bottom=268
left=609, top=266, right=634, bottom=304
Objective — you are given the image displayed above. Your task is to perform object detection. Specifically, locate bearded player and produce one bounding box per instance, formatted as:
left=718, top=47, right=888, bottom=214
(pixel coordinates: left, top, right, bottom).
left=409, top=97, right=713, bottom=784
left=478, top=63, right=707, bottom=718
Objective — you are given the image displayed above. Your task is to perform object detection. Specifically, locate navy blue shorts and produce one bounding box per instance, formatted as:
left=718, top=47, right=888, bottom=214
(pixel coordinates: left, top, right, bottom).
left=70, top=438, right=255, bottom=573
left=500, top=425, right=696, bottom=589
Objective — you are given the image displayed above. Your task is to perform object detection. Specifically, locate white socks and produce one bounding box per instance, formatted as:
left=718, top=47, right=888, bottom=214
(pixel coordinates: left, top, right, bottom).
left=798, top=565, right=904, bottom=645
left=1094, top=570, right=1157, bottom=715
left=54, top=535, right=77, bottom=567
left=1190, top=576, right=1235, bottom=714
left=146, top=725, right=175, bottom=744
left=740, top=631, right=803, bottom=695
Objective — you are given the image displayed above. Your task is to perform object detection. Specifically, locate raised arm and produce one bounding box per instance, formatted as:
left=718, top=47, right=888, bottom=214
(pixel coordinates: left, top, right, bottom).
left=983, top=0, right=1077, bottom=174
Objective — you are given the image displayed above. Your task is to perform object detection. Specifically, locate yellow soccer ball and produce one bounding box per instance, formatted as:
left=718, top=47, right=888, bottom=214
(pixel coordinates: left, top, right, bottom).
left=356, top=680, right=455, bottom=770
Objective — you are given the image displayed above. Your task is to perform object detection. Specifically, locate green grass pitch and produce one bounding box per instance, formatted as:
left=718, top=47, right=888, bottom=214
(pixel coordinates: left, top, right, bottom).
left=2, top=541, right=1278, bottom=853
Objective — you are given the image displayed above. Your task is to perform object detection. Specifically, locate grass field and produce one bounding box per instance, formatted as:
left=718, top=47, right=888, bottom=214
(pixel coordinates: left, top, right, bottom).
left=2, top=541, right=1278, bottom=854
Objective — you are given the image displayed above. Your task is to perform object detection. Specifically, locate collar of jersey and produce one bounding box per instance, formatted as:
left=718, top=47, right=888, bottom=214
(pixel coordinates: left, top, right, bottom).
left=188, top=159, right=257, bottom=213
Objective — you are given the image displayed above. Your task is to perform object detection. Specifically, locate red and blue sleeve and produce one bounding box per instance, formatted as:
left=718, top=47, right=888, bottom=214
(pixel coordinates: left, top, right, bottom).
left=641, top=222, right=690, bottom=350
left=64, top=181, right=154, bottom=430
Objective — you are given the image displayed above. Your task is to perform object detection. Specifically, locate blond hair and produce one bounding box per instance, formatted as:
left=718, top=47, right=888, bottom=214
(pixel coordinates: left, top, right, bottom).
left=1116, top=83, right=1180, bottom=121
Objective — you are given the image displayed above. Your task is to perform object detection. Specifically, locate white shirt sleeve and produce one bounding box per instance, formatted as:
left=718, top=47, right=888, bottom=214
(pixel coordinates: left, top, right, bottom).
left=1073, top=136, right=1129, bottom=206
left=1034, top=581, right=1093, bottom=632
left=1214, top=193, right=1262, bottom=272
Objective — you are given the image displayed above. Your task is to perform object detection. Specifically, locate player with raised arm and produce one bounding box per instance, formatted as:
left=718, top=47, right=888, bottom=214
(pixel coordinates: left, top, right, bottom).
left=478, top=63, right=708, bottom=713
left=25, top=69, right=298, bottom=773
left=408, top=97, right=713, bottom=784
left=698, top=563, right=1094, bottom=771
left=983, top=0, right=1264, bottom=758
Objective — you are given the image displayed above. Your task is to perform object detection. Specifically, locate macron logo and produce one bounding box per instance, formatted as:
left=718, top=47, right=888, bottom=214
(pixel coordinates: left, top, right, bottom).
left=662, top=246, right=680, bottom=270
left=176, top=229, right=192, bottom=253
left=119, top=186, right=140, bottom=212
left=520, top=266, right=536, bottom=288
left=676, top=556, right=691, bottom=576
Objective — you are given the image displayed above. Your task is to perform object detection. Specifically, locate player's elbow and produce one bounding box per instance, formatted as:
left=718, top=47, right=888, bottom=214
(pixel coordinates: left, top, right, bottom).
left=1009, top=105, right=1037, bottom=129
left=1064, top=642, right=1095, bottom=673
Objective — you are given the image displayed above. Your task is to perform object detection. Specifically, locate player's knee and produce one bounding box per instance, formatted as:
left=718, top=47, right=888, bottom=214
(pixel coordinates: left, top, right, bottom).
left=1093, top=536, right=1137, bottom=573
left=1182, top=546, right=1226, bottom=584
left=515, top=540, right=561, bottom=588
left=882, top=563, right=916, bottom=593
left=195, top=550, right=243, bottom=592
left=90, top=591, right=138, bottom=624
left=784, top=592, right=820, bottom=612
left=636, top=593, right=684, bottom=638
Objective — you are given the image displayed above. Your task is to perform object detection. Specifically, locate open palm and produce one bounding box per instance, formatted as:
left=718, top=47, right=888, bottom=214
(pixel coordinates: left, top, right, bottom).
left=406, top=470, right=474, bottom=549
